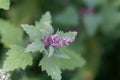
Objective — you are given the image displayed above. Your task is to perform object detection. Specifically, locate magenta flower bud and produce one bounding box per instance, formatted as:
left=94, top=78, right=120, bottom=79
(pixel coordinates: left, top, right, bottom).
left=43, top=34, right=75, bottom=47
left=43, top=34, right=59, bottom=47
left=63, top=37, right=75, bottom=46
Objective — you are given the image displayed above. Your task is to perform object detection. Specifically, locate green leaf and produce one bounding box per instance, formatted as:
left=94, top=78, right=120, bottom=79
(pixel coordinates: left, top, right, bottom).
left=3, top=45, right=33, bottom=71
left=60, top=47, right=86, bottom=70
left=25, top=41, right=45, bottom=53
left=21, top=24, right=42, bottom=41
left=0, top=20, right=23, bottom=47
left=54, top=48, right=69, bottom=59
left=54, top=5, right=79, bottom=26
left=21, top=11, right=54, bottom=39
left=83, top=14, right=102, bottom=36
left=35, top=11, right=54, bottom=36
left=39, top=55, right=61, bottom=80
left=0, top=0, right=10, bottom=10
left=48, top=46, right=54, bottom=57
left=56, top=31, right=77, bottom=39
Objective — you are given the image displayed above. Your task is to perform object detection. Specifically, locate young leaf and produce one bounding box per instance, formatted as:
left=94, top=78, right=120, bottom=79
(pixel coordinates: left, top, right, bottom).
left=21, top=11, right=54, bottom=40
left=25, top=41, right=45, bottom=53
left=60, top=47, right=86, bottom=70
left=0, top=20, right=23, bottom=47
left=0, top=0, right=10, bottom=10
left=35, top=11, right=54, bottom=36
left=3, top=45, right=33, bottom=71
left=39, top=55, right=61, bottom=80
left=54, top=48, right=69, bottom=59
left=56, top=31, right=77, bottom=39
left=21, top=24, right=42, bottom=41
left=48, top=46, right=54, bottom=57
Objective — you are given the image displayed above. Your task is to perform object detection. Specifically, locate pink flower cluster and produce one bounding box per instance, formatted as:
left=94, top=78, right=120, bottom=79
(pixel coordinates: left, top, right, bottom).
left=43, top=34, right=75, bottom=47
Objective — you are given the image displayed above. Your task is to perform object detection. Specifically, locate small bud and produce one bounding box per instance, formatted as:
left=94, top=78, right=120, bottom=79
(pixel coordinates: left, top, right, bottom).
left=28, top=40, right=34, bottom=44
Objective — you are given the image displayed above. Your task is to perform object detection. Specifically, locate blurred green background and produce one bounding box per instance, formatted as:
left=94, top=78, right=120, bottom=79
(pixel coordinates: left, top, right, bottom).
left=0, top=0, right=120, bottom=80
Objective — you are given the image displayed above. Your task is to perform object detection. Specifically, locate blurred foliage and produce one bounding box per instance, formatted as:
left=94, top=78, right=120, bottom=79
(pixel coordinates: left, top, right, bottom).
left=0, top=0, right=10, bottom=10
left=0, top=0, right=120, bottom=80
left=54, top=5, right=79, bottom=26
left=0, top=20, right=23, bottom=47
